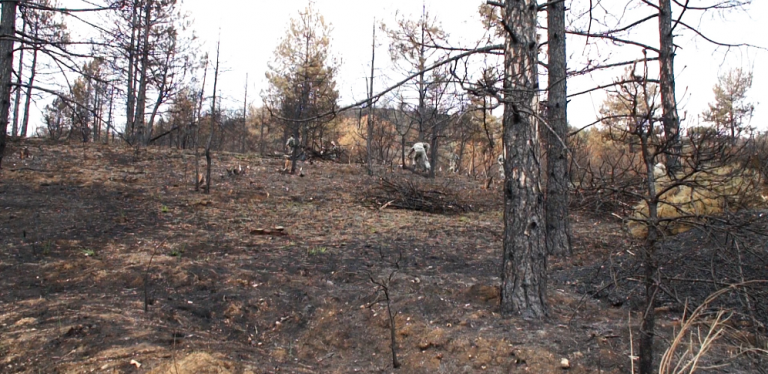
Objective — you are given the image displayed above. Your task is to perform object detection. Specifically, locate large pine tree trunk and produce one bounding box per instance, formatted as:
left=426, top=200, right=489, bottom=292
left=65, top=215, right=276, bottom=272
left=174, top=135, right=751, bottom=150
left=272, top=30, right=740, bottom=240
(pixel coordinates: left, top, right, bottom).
left=500, top=0, right=548, bottom=319
left=545, top=0, right=572, bottom=257
left=658, top=0, right=681, bottom=172
left=0, top=0, right=18, bottom=169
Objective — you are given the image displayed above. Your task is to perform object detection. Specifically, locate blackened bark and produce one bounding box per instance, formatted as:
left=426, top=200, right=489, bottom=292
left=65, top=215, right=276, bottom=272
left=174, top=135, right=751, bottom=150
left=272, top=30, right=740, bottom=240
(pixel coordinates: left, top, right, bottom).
left=500, top=0, right=548, bottom=319
left=11, top=17, right=24, bottom=138
left=205, top=40, right=220, bottom=194
left=135, top=0, right=153, bottom=146
left=638, top=126, right=660, bottom=374
left=545, top=0, right=572, bottom=257
left=21, top=43, right=38, bottom=139
left=367, top=19, right=375, bottom=176
left=259, top=108, right=265, bottom=155
left=0, top=0, right=18, bottom=169
left=126, top=0, right=138, bottom=141
left=658, top=0, right=681, bottom=172
left=194, top=59, right=208, bottom=191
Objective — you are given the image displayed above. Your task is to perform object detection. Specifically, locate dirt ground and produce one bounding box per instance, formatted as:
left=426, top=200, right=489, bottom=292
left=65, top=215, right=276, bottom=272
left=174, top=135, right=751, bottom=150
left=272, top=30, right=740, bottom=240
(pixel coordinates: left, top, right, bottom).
left=1, top=140, right=765, bottom=373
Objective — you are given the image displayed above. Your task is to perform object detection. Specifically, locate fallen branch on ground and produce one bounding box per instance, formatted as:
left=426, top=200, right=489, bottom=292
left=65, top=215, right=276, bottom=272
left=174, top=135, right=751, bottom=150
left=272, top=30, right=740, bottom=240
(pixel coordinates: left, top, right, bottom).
left=365, top=177, right=472, bottom=214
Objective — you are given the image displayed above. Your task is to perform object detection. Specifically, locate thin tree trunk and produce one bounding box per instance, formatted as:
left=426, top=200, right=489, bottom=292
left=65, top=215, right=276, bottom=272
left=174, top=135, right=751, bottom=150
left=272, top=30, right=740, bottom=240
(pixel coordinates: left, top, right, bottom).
left=195, top=58, right=208, bottom=191
left=242, top=73, right=248, bottom=153
left=471, top=140, right=476, bottom=176
left=135, top=0, right=153, bottom=146
left=106, top=84, right=114, bottom=144
left=147, top=42, right=174, bottom=144
left=417, top=4, right=426, bottom=142
left=430, top=123, right=439, bottom=176
left=658, top=0, right=681, bottom=172
left=500, top=0, right=548, bottom=319
left=93, top=85, right=101, bottom=142
left=259, top=107, right=265, bottom=155
left=545, top=0, right=572, bottom=257
left=126, top=0, right=139, bottom=141
left=367, top=18, right=376, bottom=176
left=400, top=135, right=406, bottom=168
left=11, top=17, right=24, bottom=138
left=205, top=41, right=221, bottom=194
left=290, top=34, right=312, bottom=175
left=0, top=0, right=18, bottom=170
left=638, top=124, right=660, bottom=374
left=20, top=37, right=38, bottom=139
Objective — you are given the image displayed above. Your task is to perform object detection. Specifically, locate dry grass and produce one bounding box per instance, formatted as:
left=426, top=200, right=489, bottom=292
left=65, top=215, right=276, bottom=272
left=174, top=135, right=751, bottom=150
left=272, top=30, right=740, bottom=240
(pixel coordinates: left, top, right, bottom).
left=659, top=281, right=768, bottom=374
left=628, top=165, right=766, bottom=238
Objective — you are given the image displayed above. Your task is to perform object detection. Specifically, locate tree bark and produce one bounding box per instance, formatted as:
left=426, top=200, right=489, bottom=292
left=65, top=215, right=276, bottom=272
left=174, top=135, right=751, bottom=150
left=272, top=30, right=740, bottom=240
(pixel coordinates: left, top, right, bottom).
left=545, top=0, right=572, bottom=257
left=638, top=123, right=660, bottom=374
left=126, top=0, right=139, bottom=141
left=135, top=0, right=153, bottom=146
left=259, top=107, right=265, bottom=155
left=242, top=73, right=248, bottom=153
left=11, top=17, right=24, bottom=138
left=21, top=42, right=38, bottom=139
left=194, top=58, right=208, bottom=191
left=500, top=0, right=548, bottom=319
left=366, top=19, right=375, bottom=176
left=0, top=0, right=18, bottom=169
left=147, top=37, right=174, bottom=143
left=658, top=0, right=681, bottom=172
left=205, top=41, right=220, bottom=194
left=106, top=84, right=115, bottom=144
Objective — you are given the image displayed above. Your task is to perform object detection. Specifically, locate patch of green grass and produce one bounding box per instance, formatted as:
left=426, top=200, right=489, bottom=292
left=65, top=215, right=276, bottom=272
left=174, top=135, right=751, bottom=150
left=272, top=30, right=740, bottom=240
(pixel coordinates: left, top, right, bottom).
left=81, top=248, right=96, bottom=257
left=169, top=245, right=185, bottom=257
left=160, top=205, right=170, bottom=213
left=41, top=240, right=53, bottom=255
left=307, top=246, right=328, bottom=256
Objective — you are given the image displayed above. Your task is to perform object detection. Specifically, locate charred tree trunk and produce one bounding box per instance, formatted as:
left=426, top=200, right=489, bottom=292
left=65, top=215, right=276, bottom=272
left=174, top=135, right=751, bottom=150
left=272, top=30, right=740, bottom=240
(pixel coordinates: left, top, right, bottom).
left=242, top=74, right=248, bottom=153
left=500, top=0, right=548, bottom=319
left=106, top=84, right=115, bottom=144
left=658, top=0, right=681, bottom=173
left=0, top=0, right=18, bottom=169
left=366, top=19, right=375, bottom=176
left=134, top=0, right=153, bottom=146
left=205, top=42, right=221, bottom=194
left=126, top=0, right=139, bottom=141
left=638, top=123, right=660, bottom=374
left=194, top=58, right=208, bottom=192
left=11, top=17, right=24, bottom=138
left=259, top=107, right=265, bottom=155
left=400, top=134, right=406, bottom=168
left=147, top=37, right=174, bottom=143
left=430, top=126, right=439, bottom=177
left=545, top=0, right=572, bottom=257
left=20, top=42, right=37, bottom=139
